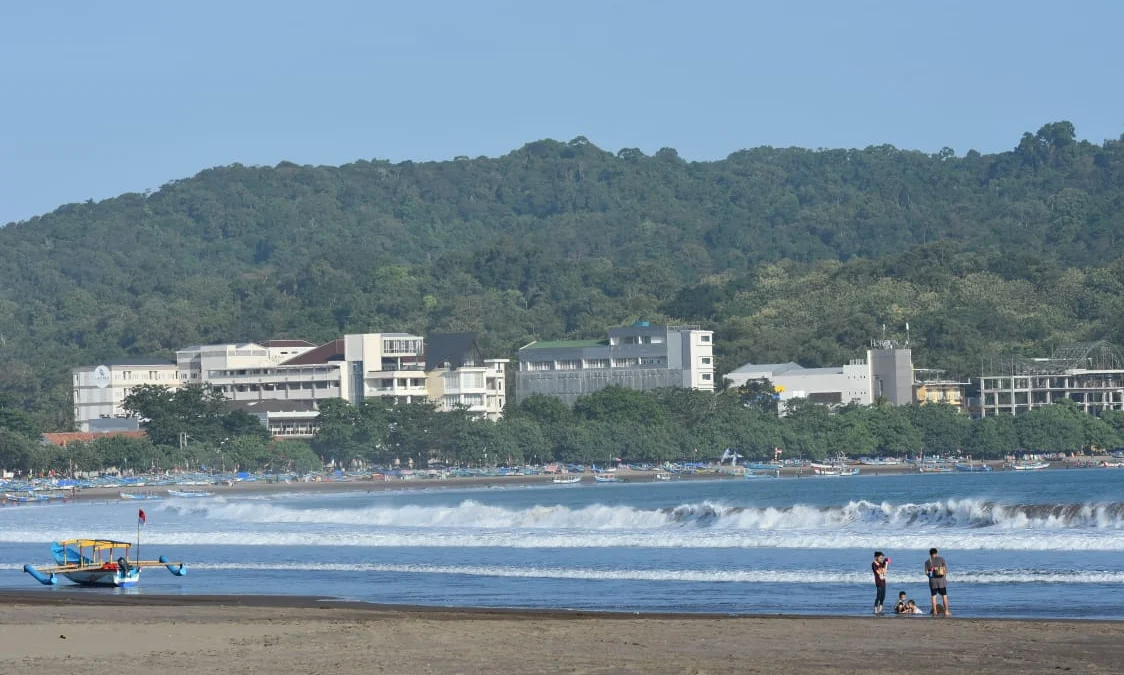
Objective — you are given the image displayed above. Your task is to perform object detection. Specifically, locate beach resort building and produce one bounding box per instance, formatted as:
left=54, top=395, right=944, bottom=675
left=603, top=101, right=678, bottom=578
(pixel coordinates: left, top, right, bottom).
left=72, top=359, right=181, bottom=432
left=978, top=341, right=1124, bottom=417
left=73, top=332, right=508, bottom=438
left=425, top=332, right=508, bottom=421
left=515, top=322, right=714, bottom=406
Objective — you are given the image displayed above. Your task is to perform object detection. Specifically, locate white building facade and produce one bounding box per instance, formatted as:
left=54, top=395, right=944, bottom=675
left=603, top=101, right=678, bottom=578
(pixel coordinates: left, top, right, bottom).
left=72, top=359, right=181, bottom=432
left=724, top=347, right=914, bottom=413
left=516, top=323, right=714, bottom=406
left=75, top=333, right=509, bottom=438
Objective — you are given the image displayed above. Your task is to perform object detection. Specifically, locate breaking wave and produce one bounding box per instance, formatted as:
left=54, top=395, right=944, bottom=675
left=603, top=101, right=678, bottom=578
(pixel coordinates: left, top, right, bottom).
left=164, top=498, right=1124, bottom=531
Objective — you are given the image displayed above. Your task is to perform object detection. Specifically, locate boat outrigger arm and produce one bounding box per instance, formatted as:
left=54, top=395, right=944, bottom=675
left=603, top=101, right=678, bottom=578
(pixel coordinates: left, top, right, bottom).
left=24, top=539, right=187, bottom=586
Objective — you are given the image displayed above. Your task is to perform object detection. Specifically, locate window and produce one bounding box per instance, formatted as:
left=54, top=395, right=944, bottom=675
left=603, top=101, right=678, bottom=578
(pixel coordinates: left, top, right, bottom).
left=702, top=373, right=713, bottom=381
left=699, top=334, right=711, bottom=343
left=584, top=358, right=610, bottom=369
left=701, top=357, right=712, bottom=365
left=555, top=359, right=582, bottom=370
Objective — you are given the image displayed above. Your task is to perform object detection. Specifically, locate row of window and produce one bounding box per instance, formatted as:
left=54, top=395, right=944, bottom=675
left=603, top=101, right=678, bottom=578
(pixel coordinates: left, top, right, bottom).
left=524, top=356, right=712, bottom=371
left=383, top=338, right=423, bottom=355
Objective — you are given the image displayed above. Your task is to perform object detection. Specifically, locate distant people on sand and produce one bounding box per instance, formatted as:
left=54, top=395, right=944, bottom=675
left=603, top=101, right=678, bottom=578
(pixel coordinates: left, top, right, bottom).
left=872, top=551, right=890, bottom=614
left=925, top=547, right=950, bottom=616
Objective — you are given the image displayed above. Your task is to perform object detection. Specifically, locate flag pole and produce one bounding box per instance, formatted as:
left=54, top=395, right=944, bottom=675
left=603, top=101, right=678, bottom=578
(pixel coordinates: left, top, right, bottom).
left=136, top=509, right=142, bottom=566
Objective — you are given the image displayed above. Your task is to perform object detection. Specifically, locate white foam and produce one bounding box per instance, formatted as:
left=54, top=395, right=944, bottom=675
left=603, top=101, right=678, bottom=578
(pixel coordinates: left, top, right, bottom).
left=1, top=527, right=1122, bottom=551
left=4, top=560, right=1118, bottom=585
left=162, top=497, right=1124, bottom=531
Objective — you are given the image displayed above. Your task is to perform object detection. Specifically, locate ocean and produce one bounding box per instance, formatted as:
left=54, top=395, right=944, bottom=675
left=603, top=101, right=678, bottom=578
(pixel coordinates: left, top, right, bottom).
left=2, top=469, right=1122, bottom=619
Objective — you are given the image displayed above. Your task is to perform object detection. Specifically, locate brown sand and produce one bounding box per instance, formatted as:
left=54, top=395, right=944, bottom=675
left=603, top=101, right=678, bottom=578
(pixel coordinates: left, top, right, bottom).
left=0, top=594, right=1119, bottom=675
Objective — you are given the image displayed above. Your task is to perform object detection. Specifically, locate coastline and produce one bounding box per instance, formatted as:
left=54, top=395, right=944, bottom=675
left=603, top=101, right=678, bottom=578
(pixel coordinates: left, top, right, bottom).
left=13, top=457, right=1116, bottom=504
left=1, top=594, right=1120, bottom=675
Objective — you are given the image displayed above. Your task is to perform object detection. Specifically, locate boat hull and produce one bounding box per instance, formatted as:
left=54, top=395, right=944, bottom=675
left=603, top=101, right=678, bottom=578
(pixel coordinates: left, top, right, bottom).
left=61, top=568, right=141, bottom=587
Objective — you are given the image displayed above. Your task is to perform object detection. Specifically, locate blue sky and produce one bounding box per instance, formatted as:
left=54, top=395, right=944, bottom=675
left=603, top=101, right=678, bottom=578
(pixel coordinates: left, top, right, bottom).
left=1, top=0, right=1122, bottom=225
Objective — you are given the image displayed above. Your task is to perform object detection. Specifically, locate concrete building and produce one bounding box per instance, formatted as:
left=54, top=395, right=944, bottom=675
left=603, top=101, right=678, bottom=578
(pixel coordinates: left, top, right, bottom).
left=725, top=360, right=874, bottom=409
left=914, top=369, right=970, bottom=410
left=979, top=341, right=1124, bottom=416
left=515, top=323, right=714, bottom=406
left=72, top=359, right=181, bottom=432
left=724, top=346, right=914, bottom=412
left=425, top=332, right=508, bottom=421
left=226, top=400, right=321, bottom=438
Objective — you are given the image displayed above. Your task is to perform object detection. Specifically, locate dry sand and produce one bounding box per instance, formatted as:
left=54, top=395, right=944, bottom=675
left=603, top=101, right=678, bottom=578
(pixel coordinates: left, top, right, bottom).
left=0, top=593, right=1119, bottom=675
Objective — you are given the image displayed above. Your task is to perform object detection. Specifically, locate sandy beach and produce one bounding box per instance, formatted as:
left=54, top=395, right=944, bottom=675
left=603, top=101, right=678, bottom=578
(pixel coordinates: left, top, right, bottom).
left=0, top=593, right=1119, bottom=675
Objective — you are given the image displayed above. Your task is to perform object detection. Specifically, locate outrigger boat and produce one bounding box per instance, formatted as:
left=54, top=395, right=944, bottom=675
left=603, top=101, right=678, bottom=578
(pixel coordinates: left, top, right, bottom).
left=167, top=489, right=214, bottom=498
left=24, top=538, right=187, bottom=587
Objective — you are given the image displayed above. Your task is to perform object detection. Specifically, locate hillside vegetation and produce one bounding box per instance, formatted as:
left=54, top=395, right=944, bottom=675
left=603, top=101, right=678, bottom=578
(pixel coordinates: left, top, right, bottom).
left=1, top=121, right=1123, bottom=430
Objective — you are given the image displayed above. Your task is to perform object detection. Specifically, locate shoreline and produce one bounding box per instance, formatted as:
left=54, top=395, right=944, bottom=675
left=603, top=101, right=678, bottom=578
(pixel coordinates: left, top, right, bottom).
left=2, top=595, right=1121, bottom=674
left=1, top=590, right=1120, bottom=624
left=7, top=457, right=1116, bottom=504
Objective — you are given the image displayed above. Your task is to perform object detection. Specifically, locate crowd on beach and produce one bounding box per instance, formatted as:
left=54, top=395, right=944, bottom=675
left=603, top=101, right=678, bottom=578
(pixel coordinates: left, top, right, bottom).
left=872, top=548, right=950, bottom=617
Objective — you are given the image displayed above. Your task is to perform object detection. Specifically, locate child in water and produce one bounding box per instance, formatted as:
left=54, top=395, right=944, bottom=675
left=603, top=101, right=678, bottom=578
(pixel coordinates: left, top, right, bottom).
left=894, top=591, right=908, bottom=614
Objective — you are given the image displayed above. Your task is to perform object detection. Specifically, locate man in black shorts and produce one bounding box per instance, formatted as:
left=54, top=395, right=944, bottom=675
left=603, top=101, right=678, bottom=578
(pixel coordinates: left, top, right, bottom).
left=925, top=547, right=949, bottom=615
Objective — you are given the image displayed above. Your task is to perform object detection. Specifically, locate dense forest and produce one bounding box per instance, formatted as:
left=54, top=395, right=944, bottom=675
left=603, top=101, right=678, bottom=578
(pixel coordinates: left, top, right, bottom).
left=1, top=121, right=1123, bottom=439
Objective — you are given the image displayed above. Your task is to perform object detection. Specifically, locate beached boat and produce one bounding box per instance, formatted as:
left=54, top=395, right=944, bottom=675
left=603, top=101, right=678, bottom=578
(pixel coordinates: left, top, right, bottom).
left=1013, top=461, right=1050, bottom=471
left=23, top=538, right=187, bottom=587
left=167, top=489, right=215, bottom=497
left=918, top=463, right=954, bottom=473
left=551, top=476, right=581, bottom=484
left=809, top=463, right=860, bottom=476
left=955, top=458, right=992, bottom=472
left=594, top=474, right=622, bottom=483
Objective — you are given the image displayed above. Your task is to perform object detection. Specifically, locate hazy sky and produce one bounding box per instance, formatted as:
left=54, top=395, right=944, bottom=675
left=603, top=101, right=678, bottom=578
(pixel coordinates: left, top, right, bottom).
left=1, top=0, right=1121, bottom=225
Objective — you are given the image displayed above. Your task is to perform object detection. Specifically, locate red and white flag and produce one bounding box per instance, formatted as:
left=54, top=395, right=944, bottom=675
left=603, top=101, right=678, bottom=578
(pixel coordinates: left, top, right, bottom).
left=138, top=509, right=147, bottom=526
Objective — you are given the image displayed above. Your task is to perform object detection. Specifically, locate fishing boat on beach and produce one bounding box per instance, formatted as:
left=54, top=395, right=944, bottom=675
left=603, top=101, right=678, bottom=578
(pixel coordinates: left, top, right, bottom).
left=24, top=538, right=187, bottom=587
left=551, top=476, right=581, bottom=484
left=167, top=489, right=215, bottom=497
left=955, top=457, right=992, bottom=472
left=594, top=474, right=622, bottom=483
left=1013, top=461, right=1050, bottom=471
left=119, top=492, right=162, bottom=500
left=809, top=463, right=860, bottom=476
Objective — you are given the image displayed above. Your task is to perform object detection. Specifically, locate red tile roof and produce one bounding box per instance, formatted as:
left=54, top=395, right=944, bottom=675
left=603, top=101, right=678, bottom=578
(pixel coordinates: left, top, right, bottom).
left=41, top=431, right=147, bottom=447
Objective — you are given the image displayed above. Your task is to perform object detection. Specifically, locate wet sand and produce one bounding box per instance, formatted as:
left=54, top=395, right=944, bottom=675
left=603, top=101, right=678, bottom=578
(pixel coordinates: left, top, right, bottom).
left=0, top=593, right=1119, bottom=675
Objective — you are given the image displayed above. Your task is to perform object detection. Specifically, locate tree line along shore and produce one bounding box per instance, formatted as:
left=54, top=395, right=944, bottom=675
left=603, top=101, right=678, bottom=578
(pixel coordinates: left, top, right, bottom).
left=3, top=379, right=1122, bottom=477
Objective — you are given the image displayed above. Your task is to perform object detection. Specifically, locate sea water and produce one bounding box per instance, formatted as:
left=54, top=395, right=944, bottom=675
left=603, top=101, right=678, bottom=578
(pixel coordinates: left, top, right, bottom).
left=2, top=470, right=1122, bottom=619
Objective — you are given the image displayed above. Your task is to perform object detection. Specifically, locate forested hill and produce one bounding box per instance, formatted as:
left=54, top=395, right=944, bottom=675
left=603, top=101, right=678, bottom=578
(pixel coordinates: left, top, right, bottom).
left=2, top=121, right=1124, bottom=429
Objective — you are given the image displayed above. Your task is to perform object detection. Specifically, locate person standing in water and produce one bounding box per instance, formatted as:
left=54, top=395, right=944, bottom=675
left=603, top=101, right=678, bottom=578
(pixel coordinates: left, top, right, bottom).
left=925, top=547, right=950, bottom=615
left=871, top=551, right=890, bottom=614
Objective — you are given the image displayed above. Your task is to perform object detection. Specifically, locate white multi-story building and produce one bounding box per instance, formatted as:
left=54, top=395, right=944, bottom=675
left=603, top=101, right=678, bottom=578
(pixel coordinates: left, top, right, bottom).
left=74, top=333, right=509, bottom=438
left=72, top=359, right=181, bottom=432
left=425, top=332, right=508, bottom=420
left=516, top=323, right=714, bottom=406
